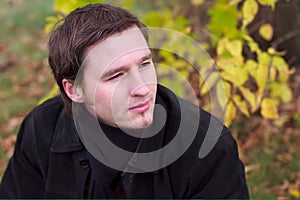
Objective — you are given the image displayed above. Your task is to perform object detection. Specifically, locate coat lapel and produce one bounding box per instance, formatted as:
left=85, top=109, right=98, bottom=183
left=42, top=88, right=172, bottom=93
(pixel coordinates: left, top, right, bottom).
left=46, top=109, right=90, bottom=198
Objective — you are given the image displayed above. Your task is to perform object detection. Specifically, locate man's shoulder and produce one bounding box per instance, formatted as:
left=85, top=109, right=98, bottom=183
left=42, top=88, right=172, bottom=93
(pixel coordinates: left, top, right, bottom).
left=31, top=95, right=64, bottom=116
left=21, top=95, right=65, bottom=138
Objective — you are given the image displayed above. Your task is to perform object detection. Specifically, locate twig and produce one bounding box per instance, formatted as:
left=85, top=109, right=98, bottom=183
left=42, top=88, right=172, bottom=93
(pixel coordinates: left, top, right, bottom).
left=272, top=29, right=300, bottom=49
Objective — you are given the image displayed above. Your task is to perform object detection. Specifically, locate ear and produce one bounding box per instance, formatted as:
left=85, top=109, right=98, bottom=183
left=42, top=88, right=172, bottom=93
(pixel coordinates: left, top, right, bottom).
left=62, top=79, right=84, bottom=103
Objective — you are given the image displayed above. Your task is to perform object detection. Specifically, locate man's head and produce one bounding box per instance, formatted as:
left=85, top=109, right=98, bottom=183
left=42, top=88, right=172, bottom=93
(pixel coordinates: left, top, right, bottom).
left=48, top=4, right=157, bottom=129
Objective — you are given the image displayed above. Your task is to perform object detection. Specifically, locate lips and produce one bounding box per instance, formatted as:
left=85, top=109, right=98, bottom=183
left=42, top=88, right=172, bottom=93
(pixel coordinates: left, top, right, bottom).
left=129, top=99, right=151, bottom=113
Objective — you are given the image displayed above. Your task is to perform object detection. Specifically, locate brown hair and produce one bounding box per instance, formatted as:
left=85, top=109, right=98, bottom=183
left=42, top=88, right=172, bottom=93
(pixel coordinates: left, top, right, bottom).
left=48, top=4, right=148, bottom=113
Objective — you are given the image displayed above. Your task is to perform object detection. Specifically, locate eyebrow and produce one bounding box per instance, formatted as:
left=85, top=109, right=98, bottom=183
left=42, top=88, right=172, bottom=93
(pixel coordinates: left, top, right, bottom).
left=101, top=52, right=152, bottom=79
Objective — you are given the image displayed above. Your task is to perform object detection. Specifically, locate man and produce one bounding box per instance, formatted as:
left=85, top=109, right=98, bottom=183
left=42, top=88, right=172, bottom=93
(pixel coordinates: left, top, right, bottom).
left=0, top=4, right=249, bottom=198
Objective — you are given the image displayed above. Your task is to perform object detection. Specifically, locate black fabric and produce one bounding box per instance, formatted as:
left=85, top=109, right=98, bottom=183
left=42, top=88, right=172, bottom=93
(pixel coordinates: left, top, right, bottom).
left=87, top=152, right=123, bottom=198
left=87, top=122, right=140, bottom=198
left=0, top=84, right=249, bottom=199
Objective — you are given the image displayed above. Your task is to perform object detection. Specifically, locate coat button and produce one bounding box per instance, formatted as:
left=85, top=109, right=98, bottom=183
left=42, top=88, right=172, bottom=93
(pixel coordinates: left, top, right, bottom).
left=79, top=159, right=89, bottom=168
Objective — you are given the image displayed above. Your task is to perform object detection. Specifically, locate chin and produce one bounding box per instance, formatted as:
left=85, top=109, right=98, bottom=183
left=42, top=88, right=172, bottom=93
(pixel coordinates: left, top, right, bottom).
left=124, top=115, right=153, bottom=131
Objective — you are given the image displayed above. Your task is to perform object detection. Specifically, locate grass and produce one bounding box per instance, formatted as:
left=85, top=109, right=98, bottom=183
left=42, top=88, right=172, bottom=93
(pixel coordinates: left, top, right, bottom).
left=0, top=0, right=55, bottom=177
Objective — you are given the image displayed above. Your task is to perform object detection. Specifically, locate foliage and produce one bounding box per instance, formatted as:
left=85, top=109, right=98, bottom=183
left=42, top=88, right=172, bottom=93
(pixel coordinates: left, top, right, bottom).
left=207, top=0, right=292, bottom=126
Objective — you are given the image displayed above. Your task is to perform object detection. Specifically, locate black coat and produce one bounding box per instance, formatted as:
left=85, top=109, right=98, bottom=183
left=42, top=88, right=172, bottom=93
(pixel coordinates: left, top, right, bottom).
left=0, top=85, right=249, bottom=198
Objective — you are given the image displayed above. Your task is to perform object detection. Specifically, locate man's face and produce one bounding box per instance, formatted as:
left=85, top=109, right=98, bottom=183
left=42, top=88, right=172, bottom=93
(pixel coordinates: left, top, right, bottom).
left=80, top=26, right=157, bottom=130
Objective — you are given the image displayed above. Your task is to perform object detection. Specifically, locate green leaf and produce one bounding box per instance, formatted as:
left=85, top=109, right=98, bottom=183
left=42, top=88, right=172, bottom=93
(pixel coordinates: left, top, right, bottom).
left=259, top=23, right=273, bottom=41
left=45, top=16, right=60, bottom=33
left=242, top=0, right=259, bottom=28
left=207, top=1, right=239, bottom=38
left=54, top=0, right=97, bottom=15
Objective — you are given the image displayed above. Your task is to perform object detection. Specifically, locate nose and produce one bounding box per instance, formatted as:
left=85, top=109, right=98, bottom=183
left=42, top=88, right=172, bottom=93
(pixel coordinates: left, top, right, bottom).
left=129, top=70, right=151, bottom=97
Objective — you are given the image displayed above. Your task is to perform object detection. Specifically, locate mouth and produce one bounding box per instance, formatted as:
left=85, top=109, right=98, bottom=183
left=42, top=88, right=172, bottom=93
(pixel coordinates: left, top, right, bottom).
left=129, top=99, right=152, bottom=113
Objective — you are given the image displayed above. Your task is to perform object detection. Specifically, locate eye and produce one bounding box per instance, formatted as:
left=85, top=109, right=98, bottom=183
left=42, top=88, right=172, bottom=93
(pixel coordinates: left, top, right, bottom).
left=108, top=73, right=124, bottom=81
left=140, top=61, right=152, bottom=68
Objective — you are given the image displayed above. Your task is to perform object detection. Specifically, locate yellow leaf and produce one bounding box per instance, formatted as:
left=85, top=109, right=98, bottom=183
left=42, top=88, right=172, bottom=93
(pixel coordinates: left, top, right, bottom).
left=272, top=56, right=289, bottom=76
left=259, top=23, right=273, bottom=41
left=261, top=98, right=279, bottom=119
left=217, top=57, right=244, bottom=71
left=225, top=102, right=236, bottom=127
left=233, top=95, right=250, bottom=117
left=270, top=82, right=292, bottom=103
left=245, top=59, right=258, bottom=78
left=267, top=47, right=276, bottom=55
left=256, top=64, right=268, bottom=91
left=191, top=0, right=205, bottom=6
left=256, top=90, right=263, bottom=106
left=258, top=52, right=271, bottom=66
left=221, top=65, right=248, bottom=86
left=227, top=40, right=243, bottom=58
left=38, top=84, right=59, bottom=105
left=256, top=52, right=270, bottom=90
left=269, top=67, right=277, bottom=81
left=244, top=35, right=261, bottom=54
left=45, top=16, right=61, bottom=33
left=217, top=39, right=242, bottom=58
left=200, top=72, right=220, bottom=95
left=290, top=189, right=300, bottom=198
left=242, top=0, right=259, bottom=28
left=238, top=86, right=257, bottom=112
left=216, top=81, right=231, bottom=110
left=248, top=41, right=261, bottom=54
left=257, top=0, right=277, bottom=10
left=217, top=38, right=228, bottom=56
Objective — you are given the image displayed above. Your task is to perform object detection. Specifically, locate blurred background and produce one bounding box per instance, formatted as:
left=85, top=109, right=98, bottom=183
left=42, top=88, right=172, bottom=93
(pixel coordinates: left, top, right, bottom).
left=0, top=0, right=299, bottom=198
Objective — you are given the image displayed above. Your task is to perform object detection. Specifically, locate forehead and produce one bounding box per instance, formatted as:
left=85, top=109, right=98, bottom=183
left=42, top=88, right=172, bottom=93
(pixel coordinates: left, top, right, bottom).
left=82, top=26, right=149, bottom=71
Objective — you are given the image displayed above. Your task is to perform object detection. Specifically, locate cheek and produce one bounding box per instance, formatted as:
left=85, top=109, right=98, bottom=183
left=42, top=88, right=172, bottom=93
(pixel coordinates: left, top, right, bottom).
left=95, top=86, right=112, bottom=105
left=142, top=66, right=157, bottom=84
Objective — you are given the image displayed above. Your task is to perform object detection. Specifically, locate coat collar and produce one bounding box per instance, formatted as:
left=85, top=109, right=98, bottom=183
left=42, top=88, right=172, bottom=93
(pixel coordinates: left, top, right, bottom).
left=50, top=108, right=84, bottom=153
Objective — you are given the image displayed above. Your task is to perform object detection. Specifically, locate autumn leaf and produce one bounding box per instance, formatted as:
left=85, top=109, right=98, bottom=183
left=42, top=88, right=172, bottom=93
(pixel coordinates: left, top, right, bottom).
left=261, top=98, right=279, bottom=119
left=259, top=23, right=273, bottom=41
left=226, top=40, right=243, bottom=58
left=238, top=86, right=257, bottom=112
left=225, top=101, right=236, bottom=126
left=233, top=95, right=250, bottom=117
left=270, top=82, right=293, bottom=103
left=216, top=81, right=231, bottom=109
left=242, top=0, right=259, bottom=28
left=257, top=0, right=278, bottom=10
left=221, top=65, right=248, bottom=86
left=200, top=72, right=220, bottom=95
left=190, top=0, right=204, bottom=6
left=290, top=189, right=300, bottom=198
